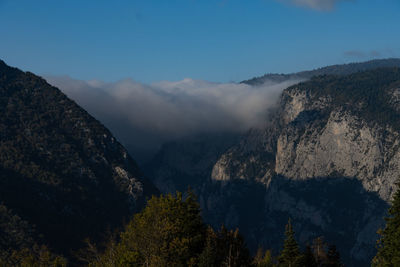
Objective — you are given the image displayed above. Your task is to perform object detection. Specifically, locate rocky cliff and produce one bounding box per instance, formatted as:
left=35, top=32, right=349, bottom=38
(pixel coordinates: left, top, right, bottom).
left=214, top=68, right=400, bottom=201
left=146, top=65, right=400, bottom=266
left=210, top=68, right=400, bottom=265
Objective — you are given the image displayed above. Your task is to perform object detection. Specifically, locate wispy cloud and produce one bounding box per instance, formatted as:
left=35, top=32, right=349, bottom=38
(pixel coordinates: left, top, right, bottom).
left=45, top=76, right=301, bottom=161
left=278, top=0, right=349, bottom=11
left=344, top=49, right=395, bottom=59
left=344, top=50, right=368, bottom=58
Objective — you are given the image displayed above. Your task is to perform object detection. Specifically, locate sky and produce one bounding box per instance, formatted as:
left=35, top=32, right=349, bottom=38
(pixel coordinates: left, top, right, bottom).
left=0, top=0, right=399, bottom=83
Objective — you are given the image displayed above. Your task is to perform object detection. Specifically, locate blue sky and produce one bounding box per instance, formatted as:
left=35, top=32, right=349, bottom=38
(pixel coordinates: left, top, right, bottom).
left=0, top=0, right=399, bottom=83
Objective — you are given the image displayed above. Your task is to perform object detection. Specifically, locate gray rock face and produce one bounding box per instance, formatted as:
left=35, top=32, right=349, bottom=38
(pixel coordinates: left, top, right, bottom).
left=146, top=67, right=400, bottom=266
left=275, top=91, right=399, bottom=201
left=208, top=68, right=400, bottom=265
left=213, top=79, right=400, bottom=201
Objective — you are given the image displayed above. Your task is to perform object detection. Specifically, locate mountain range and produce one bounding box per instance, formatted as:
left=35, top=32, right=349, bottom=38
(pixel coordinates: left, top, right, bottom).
left=2, top=58, right=400, bottom=265
left=144, top=59, right=400, bottom=266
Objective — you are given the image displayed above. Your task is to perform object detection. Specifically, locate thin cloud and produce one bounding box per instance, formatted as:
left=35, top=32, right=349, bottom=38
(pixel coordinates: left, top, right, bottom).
left=344, top=50, right=366, bottom=58
left=45, top=76, right=301, bottom=162
left=344, top=49, right=389, bottom=59
left=279, top=0, right=349, bottom=11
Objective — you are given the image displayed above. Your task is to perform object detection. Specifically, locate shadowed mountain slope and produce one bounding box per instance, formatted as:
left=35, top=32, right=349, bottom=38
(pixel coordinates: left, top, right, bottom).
left=0, top=60, right=158, bottom=259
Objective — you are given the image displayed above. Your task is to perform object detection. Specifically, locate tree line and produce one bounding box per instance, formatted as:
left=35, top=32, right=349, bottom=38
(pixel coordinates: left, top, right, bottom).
left=2, top=180, right=400, bottom=266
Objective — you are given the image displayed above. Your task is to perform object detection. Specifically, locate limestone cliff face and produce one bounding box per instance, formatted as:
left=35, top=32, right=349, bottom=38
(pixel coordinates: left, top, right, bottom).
left=275, top=88, right=400, bottom=201
left=208, top=68, right=400, bottom=265
left=146, top=67, right=400, bottom=266
left=213, top=69, right=400, bottom=202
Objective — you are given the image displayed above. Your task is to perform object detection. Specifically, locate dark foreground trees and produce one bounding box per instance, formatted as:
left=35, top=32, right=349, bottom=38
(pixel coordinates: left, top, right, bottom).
left=85, top=191, right=251, bottom=267
left=0, top=244, right=66, bottom=267
left=84, top=191, right=345, bottom=267
left=199, top=225, right=251, bottom=267
left=277, top=220, right=342, bottom=267
left=373, top=179, right=400, bottom=266
left=278, top=219, right=301, bottom=266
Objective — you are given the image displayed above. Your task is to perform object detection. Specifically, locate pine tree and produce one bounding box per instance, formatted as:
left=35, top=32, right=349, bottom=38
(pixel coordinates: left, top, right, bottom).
left=253, top=247, right=274, bottom=267
left=312, top=236, right=328, bottom=265
left=97, top=191, right=206, bottom=266
left=198, top=225, right=252, bottom=267
left=278, top=219, right=301, bottom=267
left=221, top=227, right=252, bottom=267
left=325, top=245, right=342, bottom=267
left=198, top=227, right=218, bottom=267
left=84, top=190, right=254, bottom=267
left=299, top=245, right=317, bottom=267
left=373, top=178, right=400, bottom=266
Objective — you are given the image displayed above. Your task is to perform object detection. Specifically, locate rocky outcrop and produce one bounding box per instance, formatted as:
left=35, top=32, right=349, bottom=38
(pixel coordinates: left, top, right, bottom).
left=214, top=69, right=400, bottom=201
left=146, top=66, right=400, bottom=266
left=207, top=68, right=400, bottom=265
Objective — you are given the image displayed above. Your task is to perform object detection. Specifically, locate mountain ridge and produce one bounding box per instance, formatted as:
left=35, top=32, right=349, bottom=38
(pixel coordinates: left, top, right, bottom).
left=0, top=59, right=158, bottom=261
left=241, top=58, right=400, bottom=85
left=146, top=64, right=400, bottom=266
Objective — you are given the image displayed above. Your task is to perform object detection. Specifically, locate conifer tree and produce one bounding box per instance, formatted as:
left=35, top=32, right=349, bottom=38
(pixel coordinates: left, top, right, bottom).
left=278, top=219, right=301, bottom=267
left=198, top=227, right=218, bottom=267
left=299, top=245, right=317, bottom=267
left=253, top=247, right=274, bottom=267
left=373, top=179, right=400, bottom=266
left=199, top=225, right=251, bottom=267
left=325, top=245, right=342, bottom=267
left=220, top=226, right=252, bottom=267
left=90, top=191, right=206, bottom=267
left=84, top=191, right=254, bottom=267
left=312, top=237, right=327, bottom=265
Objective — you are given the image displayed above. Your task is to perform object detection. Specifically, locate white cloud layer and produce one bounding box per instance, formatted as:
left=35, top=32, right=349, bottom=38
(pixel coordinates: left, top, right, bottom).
left=45, top=76, right=300, bottom=161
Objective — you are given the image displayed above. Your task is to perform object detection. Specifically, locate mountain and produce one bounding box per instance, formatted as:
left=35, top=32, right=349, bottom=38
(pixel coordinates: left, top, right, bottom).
left=143, top=133, right=240, bottom=193
left=216, top=67, right=400, bottom=200
left=145, top=62, right=400, bottom=266
left=0, top=60, right=157, bottom=261
left=241, top=58, right=400, bottom=85
left=210, top=68, right=400, bottom=265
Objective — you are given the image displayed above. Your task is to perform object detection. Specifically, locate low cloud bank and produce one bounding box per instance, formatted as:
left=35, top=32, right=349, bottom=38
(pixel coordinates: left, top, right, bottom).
left=46, top=76, right=300, bottom=162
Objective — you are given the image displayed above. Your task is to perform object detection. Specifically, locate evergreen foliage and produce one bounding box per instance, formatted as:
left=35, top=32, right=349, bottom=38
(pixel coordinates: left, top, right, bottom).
left=373, top=179, right=400, bottom=266
left=0, top=245, right=67, bottom=267
left=198, top=227, right=219, bottom=267
left=293, top=68, right=400, bottom=130
left=325, top=245, right=342, bottom=267
left=299, top=245, right=317, bottom=267
left=312, top=237, right=328, bottom=266
left=242, top=58, right=400, bottom=85
left=218, top=226, right=252, bottom=267
left=253, top=247, right=274, bottom=267
left=278, top=219, right=301, bottom=267
left=0, top=204, right=66, bottom=265
left=3, top=58, right=400, bottom=266
left=86, top=191, right=252, bottom=267
left=117, top=191, right=205, bottom=266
